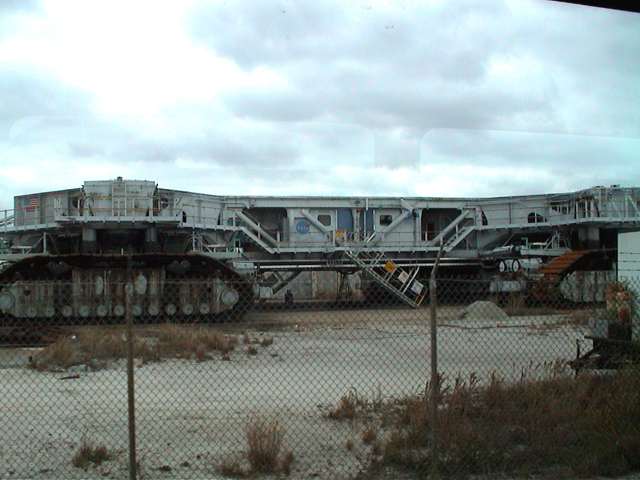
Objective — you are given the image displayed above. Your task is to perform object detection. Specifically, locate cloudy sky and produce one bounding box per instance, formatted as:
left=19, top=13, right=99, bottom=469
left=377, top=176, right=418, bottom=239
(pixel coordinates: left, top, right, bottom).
left=0, top=0, right=638, bottom=209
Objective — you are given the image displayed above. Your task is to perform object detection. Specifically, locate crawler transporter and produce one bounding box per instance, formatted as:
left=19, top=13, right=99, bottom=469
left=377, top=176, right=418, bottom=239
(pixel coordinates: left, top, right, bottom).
left=1, top=178, right=639, bottom=324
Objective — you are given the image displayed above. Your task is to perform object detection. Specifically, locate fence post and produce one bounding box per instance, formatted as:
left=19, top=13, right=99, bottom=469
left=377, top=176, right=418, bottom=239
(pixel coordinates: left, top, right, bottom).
left=429, top=242, right=444, bottom=480
left=429, top=274, right=438, bottom=480
left=126, top=255, right=138, bottom=480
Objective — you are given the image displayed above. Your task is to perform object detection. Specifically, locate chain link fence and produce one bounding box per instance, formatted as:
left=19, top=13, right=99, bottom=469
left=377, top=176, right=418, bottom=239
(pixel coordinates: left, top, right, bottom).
left=0, top=267, right=639, bottom=479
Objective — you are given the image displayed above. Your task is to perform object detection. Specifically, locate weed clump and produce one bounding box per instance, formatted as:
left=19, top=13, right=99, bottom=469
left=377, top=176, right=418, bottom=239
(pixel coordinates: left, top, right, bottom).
left=362, top=427, right=378, bottom=445
left=218, top=456, right=246, bottom=477
left=246, top=416, right=285, bottom=473
left=366, top=369, right=640, bottom=478
left=29, top=324, right=238, bottom=371
left=324, top=389, right=365, bottom=421
left=72, top=436, right=112, bottom=470
left=154, top=323, right=236, bottom=358
left=29, top=329, right=157, bottom=371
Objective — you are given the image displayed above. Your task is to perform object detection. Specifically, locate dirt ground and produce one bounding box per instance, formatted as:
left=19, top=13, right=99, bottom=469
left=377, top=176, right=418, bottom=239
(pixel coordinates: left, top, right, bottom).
left=0, top=305, right=588, bottom=479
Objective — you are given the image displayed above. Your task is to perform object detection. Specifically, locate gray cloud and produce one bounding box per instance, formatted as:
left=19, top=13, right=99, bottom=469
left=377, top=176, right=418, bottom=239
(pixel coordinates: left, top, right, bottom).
left=188, top=1, right=639, bottom=141
left=6, top=110, right=373, bottom=174
left=0, top=0, right=637, bottom=203
left=0, top=0, right=39, bottom=13
left=420, top=128, right=640, bottom=195
left=188, top=0, right=637, bottom=176
left=0, top=0, right=40, bottom=42
left=0, top=68, right=98, bottom=139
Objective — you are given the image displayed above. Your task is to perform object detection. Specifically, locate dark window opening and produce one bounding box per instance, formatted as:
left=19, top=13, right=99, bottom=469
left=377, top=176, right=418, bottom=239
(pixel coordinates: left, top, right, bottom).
left=380, top=214, right=393, bottom=226
left=528, top=212, right=546, bottom=223
left=318, top=214, right=331, bottom=226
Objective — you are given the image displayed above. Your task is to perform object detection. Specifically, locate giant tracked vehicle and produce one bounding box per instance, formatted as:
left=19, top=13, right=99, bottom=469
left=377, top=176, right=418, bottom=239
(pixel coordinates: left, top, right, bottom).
left=0, top=179, right=253, bottom=325
left=1, top=178, right=640, bottom=325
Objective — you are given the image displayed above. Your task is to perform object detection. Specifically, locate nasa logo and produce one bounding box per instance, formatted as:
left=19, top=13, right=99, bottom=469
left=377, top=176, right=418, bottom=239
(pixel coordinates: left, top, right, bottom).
left=296, top=221, right=310, bottom=234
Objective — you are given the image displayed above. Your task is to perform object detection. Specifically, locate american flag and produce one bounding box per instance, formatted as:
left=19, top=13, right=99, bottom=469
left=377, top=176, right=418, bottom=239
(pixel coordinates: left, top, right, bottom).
left=23, top=196, right=39, bottom=212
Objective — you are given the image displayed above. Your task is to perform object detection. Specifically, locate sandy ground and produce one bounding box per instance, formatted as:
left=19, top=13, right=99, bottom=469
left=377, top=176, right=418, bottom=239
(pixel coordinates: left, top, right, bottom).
left=0, top=305, right=588, bottom=479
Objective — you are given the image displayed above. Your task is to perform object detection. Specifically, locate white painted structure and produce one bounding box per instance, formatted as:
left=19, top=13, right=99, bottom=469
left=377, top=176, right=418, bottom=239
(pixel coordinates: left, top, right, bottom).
left=3, top=179, right=640, bottom=274
left=618, top=230, right=640, bottom=340
left=1, top=179, right=640, bottom=319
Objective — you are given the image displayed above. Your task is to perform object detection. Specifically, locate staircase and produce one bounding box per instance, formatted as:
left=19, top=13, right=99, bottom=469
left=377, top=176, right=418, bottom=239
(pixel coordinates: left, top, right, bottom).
left=53, top=235, right=77, bottom=254
left=532, top=250, right=602, bottom=303
left=426, top=208, right=475, bottom=251
left=345, top=249, right=427, bottom=308
left=538, top=250, right=604, bottom=281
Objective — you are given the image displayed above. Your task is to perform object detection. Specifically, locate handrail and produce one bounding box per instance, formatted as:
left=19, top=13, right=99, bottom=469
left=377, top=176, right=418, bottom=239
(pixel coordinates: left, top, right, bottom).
left=236, top=209, right=280, bottom=237
left=52, top=194, right=184, bottom=220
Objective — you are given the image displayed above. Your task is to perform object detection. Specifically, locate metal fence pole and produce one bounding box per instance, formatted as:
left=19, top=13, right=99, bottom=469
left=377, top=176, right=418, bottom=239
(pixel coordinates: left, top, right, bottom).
left=429, top=274, right=438, bottom=480
left=429, top=243, right=444, bottom=480
left=126, top=255, right=138, bottom=480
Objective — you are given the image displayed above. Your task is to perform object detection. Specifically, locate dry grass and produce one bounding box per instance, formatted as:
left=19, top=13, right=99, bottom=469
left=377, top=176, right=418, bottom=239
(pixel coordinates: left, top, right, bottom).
left=245, top=416, right=285, bottom=474
left=501, top=292, right=526, bottom=313
left=363, top=368, right=640, bottom=478
left=324, top=389, right=361, bottom=420
left=29, top=328, right=155, bottom=371
left=154, top=323, right=236, bottom=358
left=30, top=336, right=78, bottom=370
left=29, top=324, right=240, bottom=371
left=218, top=455, right=247, bottom=477
left=323, top=388, right=383, bottom=422
left=361, top=427, right=377, bottom=445
left=71, top=435, right=112, bottom=470
left=280, top=451, right=295, bottom=475
left=241, top=332, right=274, bottom=347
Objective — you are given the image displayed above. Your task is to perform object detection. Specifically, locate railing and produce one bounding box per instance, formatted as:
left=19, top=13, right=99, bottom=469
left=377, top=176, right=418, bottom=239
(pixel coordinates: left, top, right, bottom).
left=53, top=195, right=184, bottom=222
left=0, top=211, right=14, bottom=232
left=2, top=187, right=640, bottom=258
left=478, top=188, right=640, bottom=230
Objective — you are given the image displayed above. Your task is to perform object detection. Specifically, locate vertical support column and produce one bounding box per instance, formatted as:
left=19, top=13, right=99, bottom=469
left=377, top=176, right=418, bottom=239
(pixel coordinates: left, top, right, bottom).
left=143, top=226, right=160, bottom=253
left=81, top=227, right=97, bottom=253
left=578, top=226, right=600, bottom=250
left=311, top=271, right=318, bottom=299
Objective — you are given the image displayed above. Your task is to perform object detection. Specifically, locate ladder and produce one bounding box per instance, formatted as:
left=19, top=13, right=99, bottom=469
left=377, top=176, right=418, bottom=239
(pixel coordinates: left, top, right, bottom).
left=345, top=249, right=427, bottom=308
